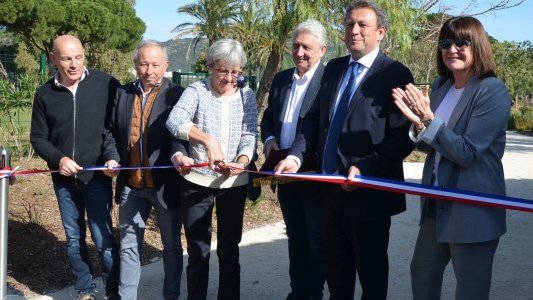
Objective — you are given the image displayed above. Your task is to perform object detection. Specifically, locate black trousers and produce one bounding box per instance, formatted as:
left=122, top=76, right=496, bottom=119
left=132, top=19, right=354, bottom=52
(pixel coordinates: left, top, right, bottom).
left=322, top=184, right=392, bottom=300
left=180, top=178, right=247, bottom=300
left=278, top=181, right=325, bottom=298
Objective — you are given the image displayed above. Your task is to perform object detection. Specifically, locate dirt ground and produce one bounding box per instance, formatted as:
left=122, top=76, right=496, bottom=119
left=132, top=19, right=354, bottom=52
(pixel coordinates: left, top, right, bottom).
left=5, top=158, right=282, bottom=298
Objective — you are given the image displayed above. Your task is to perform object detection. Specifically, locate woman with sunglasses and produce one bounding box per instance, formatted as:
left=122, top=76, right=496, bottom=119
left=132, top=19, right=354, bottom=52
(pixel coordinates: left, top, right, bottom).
left=166, top=38, right=257, bottom=300
left=392, top=16, right=510, bottom=299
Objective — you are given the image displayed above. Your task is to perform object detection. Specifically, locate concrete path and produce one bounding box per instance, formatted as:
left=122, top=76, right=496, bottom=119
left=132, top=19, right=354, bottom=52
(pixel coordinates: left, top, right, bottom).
left=33, top=131, right=532, bottom=299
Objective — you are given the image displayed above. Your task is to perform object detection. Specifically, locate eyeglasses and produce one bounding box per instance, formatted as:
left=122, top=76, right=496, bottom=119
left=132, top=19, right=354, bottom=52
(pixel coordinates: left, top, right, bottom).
left=214, top=66, right=242, bottom=79
left=438, top=39, right=471, bottom=50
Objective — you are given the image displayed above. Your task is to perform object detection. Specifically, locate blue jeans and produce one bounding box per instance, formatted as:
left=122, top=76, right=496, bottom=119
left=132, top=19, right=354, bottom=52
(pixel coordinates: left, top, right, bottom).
left=53, top=177, right=119, bottom=295
left=118, top=186, right=183, bottom=300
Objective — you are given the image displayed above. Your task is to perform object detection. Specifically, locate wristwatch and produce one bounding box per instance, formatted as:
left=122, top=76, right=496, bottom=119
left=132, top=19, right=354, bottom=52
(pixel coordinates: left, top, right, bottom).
left=422, top=115, right=435, bottom=127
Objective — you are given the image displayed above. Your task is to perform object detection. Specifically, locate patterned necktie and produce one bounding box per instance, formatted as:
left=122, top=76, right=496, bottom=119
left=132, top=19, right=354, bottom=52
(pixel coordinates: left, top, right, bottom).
left=322, top=62, right=359, bottom=174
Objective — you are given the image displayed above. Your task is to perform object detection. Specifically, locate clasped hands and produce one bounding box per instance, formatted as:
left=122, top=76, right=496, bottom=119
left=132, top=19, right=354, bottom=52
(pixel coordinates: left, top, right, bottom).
left=392, top=83, right=434, bottom=129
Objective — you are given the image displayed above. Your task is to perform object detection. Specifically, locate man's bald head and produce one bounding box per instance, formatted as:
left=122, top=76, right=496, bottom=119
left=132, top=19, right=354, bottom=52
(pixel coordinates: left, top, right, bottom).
left=50, top=35, right=86, bottom=87
left=52, top=35, right=83, bottom=53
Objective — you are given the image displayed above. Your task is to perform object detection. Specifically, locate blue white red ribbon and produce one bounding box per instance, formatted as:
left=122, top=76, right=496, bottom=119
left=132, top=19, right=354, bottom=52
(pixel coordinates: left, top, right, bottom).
left=248, top=171, right=533, bottom=213
left=0, top=163, right=209, bottom=179
left=2, top=163, right=532, bottom=213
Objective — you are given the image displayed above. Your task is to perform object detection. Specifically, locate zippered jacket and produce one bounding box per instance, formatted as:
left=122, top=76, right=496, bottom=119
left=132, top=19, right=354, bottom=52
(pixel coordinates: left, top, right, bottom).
left=30, top=69, right=120, bottom=183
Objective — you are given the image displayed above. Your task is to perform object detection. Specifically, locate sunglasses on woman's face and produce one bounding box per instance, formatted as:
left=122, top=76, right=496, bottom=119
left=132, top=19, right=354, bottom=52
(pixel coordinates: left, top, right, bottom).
left=438, top=39, right=471, bottom=50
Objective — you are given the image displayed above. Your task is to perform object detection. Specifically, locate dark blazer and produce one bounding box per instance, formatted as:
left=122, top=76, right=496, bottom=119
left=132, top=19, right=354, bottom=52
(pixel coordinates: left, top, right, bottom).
left=261, top=64, right=325, bottom=144
left=290, top=52, right=414, bottom=219
left=104, top=77, right=184, bottom=208
left=418, top=76, right=510, bottom=243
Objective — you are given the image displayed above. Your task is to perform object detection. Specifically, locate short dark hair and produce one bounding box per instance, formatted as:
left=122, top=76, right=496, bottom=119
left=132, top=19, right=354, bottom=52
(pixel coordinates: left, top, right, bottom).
left=436, top=16, right=497, bottom=79
left=345, top=0, right=388, bottom=29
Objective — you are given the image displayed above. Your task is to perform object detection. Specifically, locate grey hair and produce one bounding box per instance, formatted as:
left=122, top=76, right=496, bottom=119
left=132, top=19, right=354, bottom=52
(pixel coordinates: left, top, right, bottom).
left=345, top=0, right=388, bottom=29
left=133, top=40, right=168, bottom=64
left=206, top=38, right=247, bottom=68
left=293, top=19, right=328, bottom=46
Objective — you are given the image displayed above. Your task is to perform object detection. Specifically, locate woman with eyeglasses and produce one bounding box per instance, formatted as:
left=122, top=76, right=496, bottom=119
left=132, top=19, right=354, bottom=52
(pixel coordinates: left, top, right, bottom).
left=392, top=16, right=510, bottom=299
left=166, top=38, right=257, bottom=300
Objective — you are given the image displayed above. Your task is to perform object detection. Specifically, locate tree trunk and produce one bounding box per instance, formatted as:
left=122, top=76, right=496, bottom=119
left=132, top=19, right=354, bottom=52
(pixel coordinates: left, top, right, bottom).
left=256, top=46, right=283, bottom=120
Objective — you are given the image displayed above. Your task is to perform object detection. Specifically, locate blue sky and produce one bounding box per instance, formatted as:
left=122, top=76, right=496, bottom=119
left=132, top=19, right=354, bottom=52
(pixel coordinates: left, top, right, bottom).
left=135, top=0, right=532, bottom=43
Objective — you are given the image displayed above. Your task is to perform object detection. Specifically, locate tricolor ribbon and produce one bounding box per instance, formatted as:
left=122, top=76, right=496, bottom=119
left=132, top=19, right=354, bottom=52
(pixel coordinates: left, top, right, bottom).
left=0, top=163, right=209, bottom=179
left=251, top=171, right=533, bottom=213
left=2, top=163, right=532, bottom=213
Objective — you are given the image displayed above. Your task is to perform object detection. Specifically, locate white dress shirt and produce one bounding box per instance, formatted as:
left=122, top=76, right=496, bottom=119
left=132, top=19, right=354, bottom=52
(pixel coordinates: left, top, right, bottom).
left=277, top=62, right=321, bottom=149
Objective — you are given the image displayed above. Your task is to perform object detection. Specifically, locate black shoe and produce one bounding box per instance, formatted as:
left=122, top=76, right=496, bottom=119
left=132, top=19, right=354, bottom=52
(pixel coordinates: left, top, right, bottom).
left=286, top=292, right=322, bottom=300
left=104, top=292, right=120, bottom=300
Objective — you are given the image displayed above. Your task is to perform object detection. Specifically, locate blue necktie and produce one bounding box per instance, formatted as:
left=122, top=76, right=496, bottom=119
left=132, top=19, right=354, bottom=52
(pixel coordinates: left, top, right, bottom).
left=322, top=62, right=359, bottom=174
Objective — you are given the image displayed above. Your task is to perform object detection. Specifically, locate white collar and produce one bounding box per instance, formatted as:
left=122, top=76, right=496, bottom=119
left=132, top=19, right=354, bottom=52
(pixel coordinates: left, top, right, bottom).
left=292, top=61, right=321, bottom=82
left=53, top=67, right=89, bottom=88
left=349, top=47, right=380, bottom=69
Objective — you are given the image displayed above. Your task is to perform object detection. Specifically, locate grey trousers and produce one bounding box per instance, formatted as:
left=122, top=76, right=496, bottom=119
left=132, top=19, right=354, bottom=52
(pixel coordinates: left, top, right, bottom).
left=411, top=217, right=499, bottom=300
left=118, top=186, right=183, bottom=300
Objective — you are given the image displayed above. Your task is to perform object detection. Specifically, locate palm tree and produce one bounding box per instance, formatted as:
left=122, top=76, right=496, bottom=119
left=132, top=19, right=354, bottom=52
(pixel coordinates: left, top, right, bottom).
left=228, top=2, right=272, bottom=75
left=173, top=0, right=239, bottom=58
left=252, top=0, right=336, bottom=115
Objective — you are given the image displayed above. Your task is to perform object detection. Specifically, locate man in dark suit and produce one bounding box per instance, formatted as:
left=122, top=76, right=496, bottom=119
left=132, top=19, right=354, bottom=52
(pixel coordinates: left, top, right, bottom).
left=261, top=19, right=327, bottom=300
left=276, top=1, right=414, bottom=299
left=103, top=40, right=184, bottom=300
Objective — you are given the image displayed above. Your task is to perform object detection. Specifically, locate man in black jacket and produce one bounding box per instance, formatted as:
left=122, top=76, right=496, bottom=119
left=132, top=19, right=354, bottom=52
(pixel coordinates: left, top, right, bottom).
left=103, top=40, right=184, bottom=300
left=30, top=35, right=120, bottom=300
left=260, top=20, right=327, bottom=300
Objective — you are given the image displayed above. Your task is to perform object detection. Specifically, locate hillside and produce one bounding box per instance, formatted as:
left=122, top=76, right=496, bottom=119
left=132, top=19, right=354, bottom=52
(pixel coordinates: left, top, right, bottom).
left=163, top=38, right=206, bottom=72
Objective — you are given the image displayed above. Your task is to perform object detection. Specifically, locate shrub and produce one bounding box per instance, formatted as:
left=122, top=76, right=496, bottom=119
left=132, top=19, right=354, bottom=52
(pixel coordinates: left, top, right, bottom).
left=508, top=98, right=533, bottom=132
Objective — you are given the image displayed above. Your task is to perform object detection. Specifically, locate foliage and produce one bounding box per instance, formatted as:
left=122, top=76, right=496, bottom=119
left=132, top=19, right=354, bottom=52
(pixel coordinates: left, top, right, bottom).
left=491, top=40, right=533, bottom=102
left=0, top=0, right=145, bottom=76
left=14, top=40, right=40, bottom=74
left=173, top=0, right=529, bottom=120
left=508, top=98, right=533, bottom=131
left=173, top=0, right=239, bottom=59
left=229, top=2, right=272, bottom=75
left=0, top=74, right=38, bottom=159
left=192, top=51, right=208, bottom=73
left=92, top=48, right=137, bottom=83
left=242, top=0, right=341, bottom=115
left=399, top=12, right=450, bottom=84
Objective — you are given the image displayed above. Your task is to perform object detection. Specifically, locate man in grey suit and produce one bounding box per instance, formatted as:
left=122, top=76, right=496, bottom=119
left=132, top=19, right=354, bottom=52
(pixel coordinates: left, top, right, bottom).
left=260, top=19, right=327, bottom=300
left=103, top=40, right=184, bottom=300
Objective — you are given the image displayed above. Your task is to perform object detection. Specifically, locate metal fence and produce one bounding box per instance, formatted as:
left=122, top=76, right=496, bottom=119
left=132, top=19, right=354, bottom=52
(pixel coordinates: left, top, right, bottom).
left=172, top=72, right=258, bottom=91
left=0, top=53, right=20, bottom=82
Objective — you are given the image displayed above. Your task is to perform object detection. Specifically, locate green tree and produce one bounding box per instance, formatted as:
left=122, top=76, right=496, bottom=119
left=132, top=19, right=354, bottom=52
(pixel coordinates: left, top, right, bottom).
left=0, top=0, right=145, bottom=79
left=229, top=2, right=272, bottom=76
left=492, top=40, right=533, bottom=102
left=249, top=0, right=338, bottom=115
left=173, top=0, right=239, bottom=58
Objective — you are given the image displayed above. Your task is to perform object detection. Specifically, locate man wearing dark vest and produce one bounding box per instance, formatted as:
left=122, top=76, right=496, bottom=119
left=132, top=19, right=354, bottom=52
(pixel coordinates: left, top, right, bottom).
left=103, top=40, right=184, bottom=300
